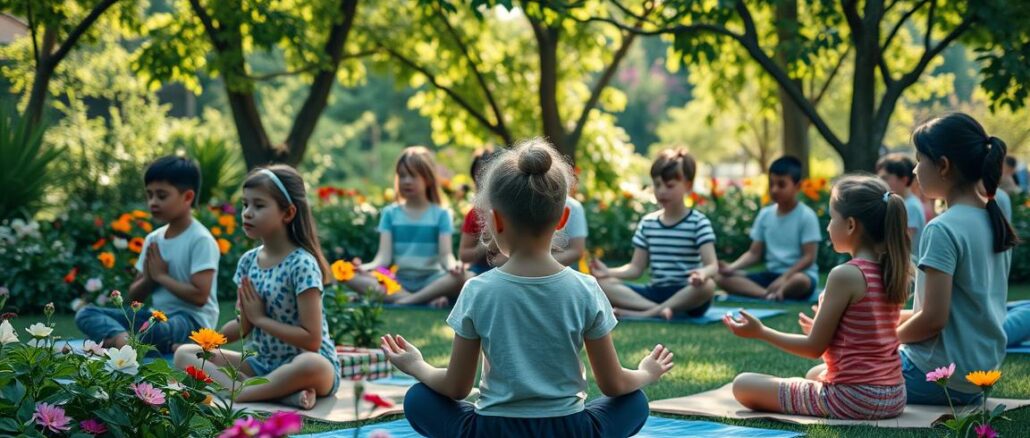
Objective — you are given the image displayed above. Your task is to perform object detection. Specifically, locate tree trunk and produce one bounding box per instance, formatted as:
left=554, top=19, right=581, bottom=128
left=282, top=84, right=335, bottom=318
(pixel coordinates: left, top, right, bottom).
left=775, top=0, right=810, bottom=176
left=531, top=21, right=572, bottom=161
left=844, top=2, right=883, bottom=173
left=25, top=63, right=52, bottom=127
left=227, top=90, right=276, bottom=169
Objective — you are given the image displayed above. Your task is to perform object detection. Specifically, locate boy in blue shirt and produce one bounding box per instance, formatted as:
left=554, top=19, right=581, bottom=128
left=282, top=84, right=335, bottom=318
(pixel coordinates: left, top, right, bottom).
left=717, top=156, right=822, bottom=301
left=76, top=156, right=220, bottom=353
left=877, top=153, right=927, bottom=258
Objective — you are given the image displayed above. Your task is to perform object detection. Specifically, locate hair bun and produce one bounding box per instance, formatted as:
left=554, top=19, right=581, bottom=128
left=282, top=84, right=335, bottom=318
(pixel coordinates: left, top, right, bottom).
left=517, top=145, right=553, bottom=176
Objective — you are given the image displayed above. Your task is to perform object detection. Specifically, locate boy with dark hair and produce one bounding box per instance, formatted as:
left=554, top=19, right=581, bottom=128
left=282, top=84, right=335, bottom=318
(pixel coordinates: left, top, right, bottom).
left=717, top=156, right=822, bottom=301
left=876, top=153, right=926, bottom=257
left=76, top=156, right=220, bottom=353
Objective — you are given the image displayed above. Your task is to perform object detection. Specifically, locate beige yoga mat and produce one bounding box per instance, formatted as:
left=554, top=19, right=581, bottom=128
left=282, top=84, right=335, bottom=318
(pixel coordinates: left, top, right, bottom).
left=649, top=383, right=1030, bottom=428
left=230, top=380, right=409, bottom=423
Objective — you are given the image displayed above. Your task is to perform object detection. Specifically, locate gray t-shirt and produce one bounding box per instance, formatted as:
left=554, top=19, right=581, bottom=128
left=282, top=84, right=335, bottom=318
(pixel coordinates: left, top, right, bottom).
left=135, top=219, right=220, bottom=329
left=559, top=197, right=588, bottom=239
left=903, top=205, right=1011, bottom=394
left=996, top=189, right=1012, bottom=221
left=447, top=267, right=617, bottom=418
left=905, top=193, right=927, bottom=260
left=749, top=203, right=822, bottom=281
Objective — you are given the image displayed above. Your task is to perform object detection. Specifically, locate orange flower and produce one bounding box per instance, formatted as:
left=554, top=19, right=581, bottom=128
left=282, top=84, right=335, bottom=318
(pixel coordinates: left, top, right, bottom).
left=966, top=370, right=1002, bottom=388
left=761, top=193, right=771, bottom=206
left=150, top=309, right=168, bottom=322
left=111, top=219, right=131, bottom=234
left=189, top=328, right=227, bottom=351
left=138, top=221, right=153, bottom=233
left=332, top=260, right=356, bottom=282
left=91, top=238, right=107, bottom=250
left=372, top=271, right=401, bottom=295
left=98, top=252, right=115, bottom=269
left=211, top=226, right=223, bottom=236
left=128, top=237, right=145, bottom=254
left=118, top=213, right=133, bottom=223
left=217, top=238, right=231, bottom=254
left=577, top=254, right=591, bottom=274
left=132, top=210, right=149, bottom=219
left=218, top=215, right=235, bottom=229
left=64, top=267, right=79, bottom=284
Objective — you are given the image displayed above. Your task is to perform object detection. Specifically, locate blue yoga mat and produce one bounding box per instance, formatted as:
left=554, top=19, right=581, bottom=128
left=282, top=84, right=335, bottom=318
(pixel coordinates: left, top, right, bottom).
left=619, top=306, right=784, bottom=325
left=715, top=292, right=820, bottom=305
left=371, top=374, right=419, bottom=387
left=296, top=416, right=803, bottom=438
left=1008, top=300, right=1030, bottom=310
left=1009, top=342, right=1030, bottom=354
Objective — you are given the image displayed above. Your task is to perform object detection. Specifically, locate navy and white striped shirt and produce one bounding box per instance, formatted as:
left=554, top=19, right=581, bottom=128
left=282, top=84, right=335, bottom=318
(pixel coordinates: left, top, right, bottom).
left=632, top=209, right=716, bottom=287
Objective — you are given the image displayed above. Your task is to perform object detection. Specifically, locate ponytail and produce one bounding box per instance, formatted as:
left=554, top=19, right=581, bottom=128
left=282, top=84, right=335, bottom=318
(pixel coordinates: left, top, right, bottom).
left=981, top=136, right=1019, bottom=252
left=881, top=193, right=912, bottom=305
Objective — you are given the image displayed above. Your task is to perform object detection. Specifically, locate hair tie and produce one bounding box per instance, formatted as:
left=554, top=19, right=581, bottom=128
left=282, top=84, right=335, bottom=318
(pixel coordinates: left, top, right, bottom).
left=987, top=194, right=996, bottom=201
left=259, top=169, right=293, bottom=205
left=882, top=191, right=892, bottom=203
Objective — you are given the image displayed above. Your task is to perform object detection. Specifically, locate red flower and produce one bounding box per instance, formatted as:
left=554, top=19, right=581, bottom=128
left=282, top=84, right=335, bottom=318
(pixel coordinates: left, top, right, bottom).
left=64, top=267, right=79, bottom=284
left=363, top=393, right=395, bottom=408
left=185, top=365, right=213, bottom=384
left=318, top=186, right=335, bottom=201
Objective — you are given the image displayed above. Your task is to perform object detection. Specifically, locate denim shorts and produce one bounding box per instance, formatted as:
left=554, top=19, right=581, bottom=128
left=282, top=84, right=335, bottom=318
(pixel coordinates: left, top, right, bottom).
left=746, top=271, right=819, bottom=299
left=626, top=283, right=711, bottom=317
left=899, top=349, right=981, bottom=405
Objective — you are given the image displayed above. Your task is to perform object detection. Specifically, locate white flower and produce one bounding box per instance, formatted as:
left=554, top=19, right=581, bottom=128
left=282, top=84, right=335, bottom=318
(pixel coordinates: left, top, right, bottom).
left=82, top=340, right=104, bottom=356
left=70, top=298, right=86, bottom=312
left=113, top=238, right=128, bottom=250
left=26, top=323, right=53, bottom=338
left=95, top=294, right=109, bottom=306
left=84, top=278, right=103, bottom=293
left=0, top=320, right=18, bottom=344
left=0, top=226, right=13, bottom=244
left=104, top=345, right=139, bottom=376
left=10, top=219, right=40, bottom=239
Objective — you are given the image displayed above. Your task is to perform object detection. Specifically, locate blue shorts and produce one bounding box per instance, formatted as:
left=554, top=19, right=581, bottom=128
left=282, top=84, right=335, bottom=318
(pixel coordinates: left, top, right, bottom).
left=626, top=283, right=711, bottom=317
left=397, top=271, right=448, bottom=292
left=746, top=271, right=818, bottom=299
left=899, top=349, right=980, bottom=405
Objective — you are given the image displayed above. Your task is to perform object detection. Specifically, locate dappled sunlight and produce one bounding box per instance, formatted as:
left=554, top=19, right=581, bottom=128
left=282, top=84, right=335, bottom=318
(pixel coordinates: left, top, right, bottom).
left=431, top=323, right=456, bottom=341
left=663, top=360, right=736, bottom=387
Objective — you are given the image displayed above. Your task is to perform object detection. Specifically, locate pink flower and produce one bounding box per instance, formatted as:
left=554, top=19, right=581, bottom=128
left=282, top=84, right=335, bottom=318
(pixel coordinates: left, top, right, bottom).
left=975, top=424, right=998, bottom=438
left=925, top=363, right=956, bottom=383
left=131, top=382, right=166, bottom=406
left=258, top=411, right=303, bottom=437
left=369, top=430, right=393, bottom=438
left=139, top=320, right=151, bottom=333
left=80, top=419, right=107, bottom=435
left=218, top=416, right=262, bottom=438
left=32, top=403, right=71, bottom=433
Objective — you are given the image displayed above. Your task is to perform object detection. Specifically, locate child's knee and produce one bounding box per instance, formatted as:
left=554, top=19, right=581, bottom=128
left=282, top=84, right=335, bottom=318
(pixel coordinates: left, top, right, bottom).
left=173, top=344, right=202, bottom=369
left=732, top=373, right=761, bottom=400
left=403, top=383, right=435, bottom=416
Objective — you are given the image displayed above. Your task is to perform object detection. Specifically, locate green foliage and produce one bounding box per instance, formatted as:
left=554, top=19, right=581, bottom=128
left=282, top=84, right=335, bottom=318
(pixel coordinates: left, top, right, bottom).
left=0, top=102, right=63, bottom=220
left=324, top=285, right=384, bottom=349
left=180, top=135, right=245, bottom=206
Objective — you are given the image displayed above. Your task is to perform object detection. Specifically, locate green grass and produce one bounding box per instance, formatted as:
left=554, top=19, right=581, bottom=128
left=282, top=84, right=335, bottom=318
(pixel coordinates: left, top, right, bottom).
left=16, top=284, right=1030, bottom=436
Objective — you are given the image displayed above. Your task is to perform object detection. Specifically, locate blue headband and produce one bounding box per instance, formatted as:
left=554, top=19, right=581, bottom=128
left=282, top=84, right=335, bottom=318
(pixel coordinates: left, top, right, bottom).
left=260, top=169, right=293, bottom=205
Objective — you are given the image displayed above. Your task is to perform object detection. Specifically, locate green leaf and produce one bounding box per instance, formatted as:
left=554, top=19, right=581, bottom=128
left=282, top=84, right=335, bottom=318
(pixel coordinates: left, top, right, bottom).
left=0, top=418, right=19, bottom=432
left=96, top=406, right=132, bottom=428
left=0, top=379, right=25, bottom=404
left=241, top=377, right=269, bottom=388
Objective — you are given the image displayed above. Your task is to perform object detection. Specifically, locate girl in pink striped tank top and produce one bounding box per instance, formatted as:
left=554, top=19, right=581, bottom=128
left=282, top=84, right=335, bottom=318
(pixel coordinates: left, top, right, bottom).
left=723, top=175, right=912, bottom=420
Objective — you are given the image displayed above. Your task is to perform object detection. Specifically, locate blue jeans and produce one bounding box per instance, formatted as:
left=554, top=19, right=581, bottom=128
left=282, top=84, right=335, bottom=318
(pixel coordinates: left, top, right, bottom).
left=626, top=283, right=712, bottom=317
left=1004, top=303, right=1030, bottom=347
left=74, top=305, right=202, bottom=354
left=404, top=383, right=649, bottom=438
left=900, top=349, right=981, bottom=405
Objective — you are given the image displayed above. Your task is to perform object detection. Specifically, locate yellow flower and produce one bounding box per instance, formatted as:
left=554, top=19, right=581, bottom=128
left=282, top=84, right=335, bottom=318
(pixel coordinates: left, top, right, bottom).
left=132, top=210, right=149, bottom=219
left=966, top=370, right=1002, bottom=388
left=372, top=271, right=401, bottom=295
left=150, top=310, right=168, bottom=323
left=202, top=394, right=213, bottom=406
left=189, top=328, right=227, bottom=351
left=211, top=226, right=222, bottom=236
left=389, top=265, right=398, bottom=275
left=217, top=238, right=231, bottom=255
left=578, top=254, right=591, bottom=274
left=98, top=252, right=115, bottom=269
left=332, top=260, right=356, bottom=282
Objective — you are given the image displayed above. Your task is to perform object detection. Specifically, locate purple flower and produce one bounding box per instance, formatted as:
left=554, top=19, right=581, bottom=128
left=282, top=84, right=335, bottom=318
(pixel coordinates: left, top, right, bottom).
left=221, top=203, right=237, bottom=215
left=32, top=403, right=71, bottom=433
left=975, top=424, right=997, bottom=438
left=80, top=418, right=108, bottom=435
left=258, top=411, right=303, bottom=437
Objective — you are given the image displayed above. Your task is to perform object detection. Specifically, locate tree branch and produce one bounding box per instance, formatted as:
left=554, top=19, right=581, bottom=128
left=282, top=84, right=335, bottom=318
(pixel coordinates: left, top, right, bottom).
left=431, top=4, right=510, bottom=144
left=25, top=1, right=39, bottom=65
left=813, top=47, right=850, bottom=105
left=842, top=0, right=863, bottom=42
left=881, top=0, right=929, bottom=52
left=188, top=0, right=228, bottom=52
left=247, top=50, right=375, bottom=81
left=378, top=43, right=512, bottom=144
left=924, top=0, right=936, bottom=52
left=45, top=0, right=119, bottom=70
left=567, top=22, right=639, bottom=149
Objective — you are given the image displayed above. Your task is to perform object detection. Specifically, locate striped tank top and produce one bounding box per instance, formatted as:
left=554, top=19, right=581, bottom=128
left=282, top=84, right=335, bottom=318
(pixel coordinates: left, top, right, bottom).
left=820, top=258, right=904, bottom=385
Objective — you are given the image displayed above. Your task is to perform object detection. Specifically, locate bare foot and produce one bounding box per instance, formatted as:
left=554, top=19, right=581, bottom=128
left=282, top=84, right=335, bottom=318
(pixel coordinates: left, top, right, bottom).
left=659, top=308, right=675, bottom=321
left=280, top=388, right=317, bottom=410
left=429, top=296, right=450, bottom=309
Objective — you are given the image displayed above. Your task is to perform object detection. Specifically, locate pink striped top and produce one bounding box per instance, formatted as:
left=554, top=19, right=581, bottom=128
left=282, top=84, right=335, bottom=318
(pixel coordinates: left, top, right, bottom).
left=819, top=258, right=904, bottom=386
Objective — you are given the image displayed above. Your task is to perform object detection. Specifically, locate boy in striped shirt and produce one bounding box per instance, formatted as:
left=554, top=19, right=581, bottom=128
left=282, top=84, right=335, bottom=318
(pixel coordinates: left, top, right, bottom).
left=591, top=149, right=718, bottom=319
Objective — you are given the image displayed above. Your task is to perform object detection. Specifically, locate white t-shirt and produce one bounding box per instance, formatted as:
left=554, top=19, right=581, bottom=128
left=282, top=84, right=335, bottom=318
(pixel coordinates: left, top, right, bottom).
left=135, top=219, right=220, bottom=329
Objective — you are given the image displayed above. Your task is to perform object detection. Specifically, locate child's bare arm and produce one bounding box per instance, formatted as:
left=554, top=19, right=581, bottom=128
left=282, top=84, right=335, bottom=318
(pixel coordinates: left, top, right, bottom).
left=596, top=248, right=648, bottom=280
left=382, top=334, right=480, bottom=400
left=128, top=272, right=155, bottom=302
left=694, top=243, right=719, bottom=280
left=725, top=241, right=764, bottom=272
left=780, top=242, right=818, bottom=277
left=438, top=233, right=457, bottom=271
left=458, top=232, right=488, bottom=264
left=552, top=237, right=586, bottom=267
left=897, top=267, right=952, bottom=343
left=585, top=335, right=673, bottom=397
left=361, top=233, right=393, bottom=271
left=154, top=270, right=214, bottom=308
left=725, top=265, right=859, bottom=358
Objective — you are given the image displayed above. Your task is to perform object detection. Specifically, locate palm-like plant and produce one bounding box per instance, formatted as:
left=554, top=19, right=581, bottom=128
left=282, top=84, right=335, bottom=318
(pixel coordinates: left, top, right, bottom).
left=0, top=102, right=63, bottom=220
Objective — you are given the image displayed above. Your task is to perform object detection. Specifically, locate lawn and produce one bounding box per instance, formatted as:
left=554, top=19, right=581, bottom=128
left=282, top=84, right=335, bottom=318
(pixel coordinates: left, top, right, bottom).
left=19, top=283, right=1030, bottom=437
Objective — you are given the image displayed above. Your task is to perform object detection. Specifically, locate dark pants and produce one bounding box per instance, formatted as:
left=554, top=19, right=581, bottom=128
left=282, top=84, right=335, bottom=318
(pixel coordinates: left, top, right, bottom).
left=404, top=383, right=649, bottom=438
left=74, top=305, right=202, bottom=354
